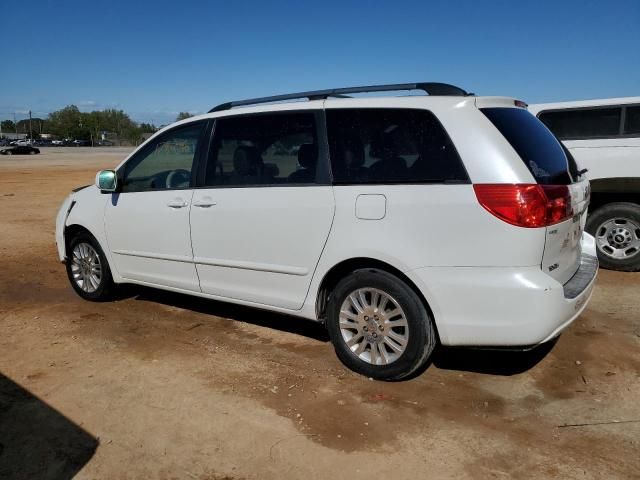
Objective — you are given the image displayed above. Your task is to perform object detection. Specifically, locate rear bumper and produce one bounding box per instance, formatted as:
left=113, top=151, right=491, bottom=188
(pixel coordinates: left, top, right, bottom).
left=406, top=233, right=598, bottom=347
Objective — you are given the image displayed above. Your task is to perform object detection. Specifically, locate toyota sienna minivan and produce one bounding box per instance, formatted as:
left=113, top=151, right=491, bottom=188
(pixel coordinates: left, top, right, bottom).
left=55, top=82, right=598, bottom=380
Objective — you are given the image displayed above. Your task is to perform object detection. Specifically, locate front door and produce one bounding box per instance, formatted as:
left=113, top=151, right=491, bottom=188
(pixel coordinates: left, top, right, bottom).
left=104, top=122, right=206, bottom=291
left=190, top=110, right=335, bottom=309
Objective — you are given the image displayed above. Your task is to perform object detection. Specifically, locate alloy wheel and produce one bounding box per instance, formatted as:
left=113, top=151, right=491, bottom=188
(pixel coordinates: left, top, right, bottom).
left=70, top=242, right=103, bottom=293
left=339, top=288, right=409, bottom=365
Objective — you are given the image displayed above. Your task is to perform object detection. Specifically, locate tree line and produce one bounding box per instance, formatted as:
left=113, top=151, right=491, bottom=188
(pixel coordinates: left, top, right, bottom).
left=1, top=107, right=193, bottom=145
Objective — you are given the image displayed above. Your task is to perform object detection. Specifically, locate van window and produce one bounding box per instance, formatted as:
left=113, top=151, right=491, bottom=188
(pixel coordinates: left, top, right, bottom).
left=538, top=107, right=622, bottom=139
left=205, top=112, right=319, bottom=186
left=122, top=122, right=204, bottom=193
left=326, top=108, right=467, bottom=184
left=624, top=106, right=640, bottom=135
left=482, top=108, right=573, bottom=185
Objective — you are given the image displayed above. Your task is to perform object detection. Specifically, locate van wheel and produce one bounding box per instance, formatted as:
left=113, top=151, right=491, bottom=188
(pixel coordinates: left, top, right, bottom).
left=586, top=202, right=640, bottom=272
left=326, top=269, right=437, bottom=381
left=66, top=232, right=115, bottom=301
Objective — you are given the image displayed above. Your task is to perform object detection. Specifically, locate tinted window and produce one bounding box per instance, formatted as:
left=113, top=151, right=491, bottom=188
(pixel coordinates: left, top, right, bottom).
left=624, top=106, right=640, bottom=135
left=205, top=112, right=319, bottom=186
left=538, top=108, right=622, bottom=139
left=326, top=108, right=467, bottom=184
left=482, top=108, right=573, bottom=185
left=122, top=122, right=204, bottom=193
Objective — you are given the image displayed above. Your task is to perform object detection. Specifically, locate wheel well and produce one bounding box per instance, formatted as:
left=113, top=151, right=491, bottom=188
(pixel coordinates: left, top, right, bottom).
left=315, top=258, right=436, bottom=326
left=63, top=224, right=93, bottom=255
left=589, top=178, right=640, bottom=212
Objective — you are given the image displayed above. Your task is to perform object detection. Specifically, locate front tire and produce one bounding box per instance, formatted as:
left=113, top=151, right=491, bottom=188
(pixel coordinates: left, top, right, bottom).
left=326, top=269, right=437, bottom=381
left=586, top=202, right=640, bottom=272
left=65, top=232, right=115, bottom=301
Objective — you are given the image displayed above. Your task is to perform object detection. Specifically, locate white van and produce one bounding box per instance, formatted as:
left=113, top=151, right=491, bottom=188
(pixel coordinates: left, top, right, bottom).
left=529, top=98, right=640, bottom=271
left=55, top=83, right=597, bottom=380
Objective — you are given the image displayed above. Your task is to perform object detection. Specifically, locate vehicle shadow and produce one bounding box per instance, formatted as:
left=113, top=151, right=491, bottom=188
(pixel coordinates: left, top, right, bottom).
left=130, top=285, right=330, bottom=343
left=125, top=286, right=555, bottom=376
left=0, top=372, right=98, bottom=480
left=433, top=339, right=558, bottom=376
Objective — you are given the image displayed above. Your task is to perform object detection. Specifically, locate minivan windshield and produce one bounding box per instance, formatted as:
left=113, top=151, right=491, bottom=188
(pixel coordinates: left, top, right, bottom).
left=481, top=107, right=574, bottom=185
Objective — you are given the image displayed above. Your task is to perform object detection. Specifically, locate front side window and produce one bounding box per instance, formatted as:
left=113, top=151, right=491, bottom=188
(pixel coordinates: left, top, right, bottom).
left=121, top=122, right=204, bottom=193
left=326, top=108, right=467, bottom=184
left=538, top=108, right=622, bottom=139
left=205, top=112, right=319, bottom=186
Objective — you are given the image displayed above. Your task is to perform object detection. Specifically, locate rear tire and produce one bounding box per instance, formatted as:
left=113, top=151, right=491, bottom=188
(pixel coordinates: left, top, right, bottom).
left=65, top=231, right=115, bottom=301
left=326, top=269, right=437, bottom=381
left=586, top=202, right=640, bottom=272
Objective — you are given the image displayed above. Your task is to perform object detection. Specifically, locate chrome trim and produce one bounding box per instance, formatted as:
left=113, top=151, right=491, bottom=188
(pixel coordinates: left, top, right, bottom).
left=563, top=253, right=598, bottom=300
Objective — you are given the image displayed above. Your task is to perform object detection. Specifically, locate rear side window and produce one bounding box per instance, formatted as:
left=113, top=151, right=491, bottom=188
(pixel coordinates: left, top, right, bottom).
left=205, top=112, right=320, bottom=186
left=538, top=108, right=621, bottom=139
left=326, top=108, right=468, bottom=184
left=482, top=108, right=573, bottom=185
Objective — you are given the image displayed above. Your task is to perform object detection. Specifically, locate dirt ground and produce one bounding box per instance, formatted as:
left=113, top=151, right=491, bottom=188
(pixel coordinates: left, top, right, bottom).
left=1, top=147, right=639, bottom=480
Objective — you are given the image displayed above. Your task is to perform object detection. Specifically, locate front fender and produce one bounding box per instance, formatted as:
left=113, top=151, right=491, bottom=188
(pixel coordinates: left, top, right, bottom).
left=55, top=194, right=74, bottom=262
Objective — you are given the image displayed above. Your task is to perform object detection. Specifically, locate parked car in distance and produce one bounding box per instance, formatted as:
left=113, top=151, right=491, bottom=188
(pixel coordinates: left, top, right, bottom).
left=0, top=138, right=10, bottom=146
left=73, top=139, right=92, bottom=147
left=10, top=139, right=32, bottom=146
left=51, top=139, right=64, bottom=146
left=1, top=145, right=40, bottom=155
left=97, top=140, right=115, bottom=146
left=529, top=97, right=640, bottom=271
left=55, top=82, right=598, bottom=380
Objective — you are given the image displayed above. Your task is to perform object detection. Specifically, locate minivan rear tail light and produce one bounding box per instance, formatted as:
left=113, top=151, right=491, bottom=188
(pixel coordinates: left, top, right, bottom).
left=473, top=184, right=573, bottom=228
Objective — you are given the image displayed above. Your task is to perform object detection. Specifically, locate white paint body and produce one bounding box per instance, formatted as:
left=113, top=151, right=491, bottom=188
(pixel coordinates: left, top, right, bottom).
left=56, top=95, right=597, bottom=347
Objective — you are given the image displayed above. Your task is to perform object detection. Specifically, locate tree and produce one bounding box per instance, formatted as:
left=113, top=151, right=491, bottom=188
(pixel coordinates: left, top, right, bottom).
left=139, top=122, right=157, bottom=133
left=47, top=105, right=85, bottom=139
left=44, top=106, right=155, bottom=145
left=1, top=120, right=15, bottom=133
left=15, top=118, right=46, bottom=138
left=176, top=112, right=192, bottom=121
left=84, top=111, right=105, bottom=145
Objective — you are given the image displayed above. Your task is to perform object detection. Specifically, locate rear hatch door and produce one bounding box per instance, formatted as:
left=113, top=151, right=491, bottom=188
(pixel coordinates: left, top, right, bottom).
left=542, top=179, right=589, bottom=283
left=480, top=105, right=588, bottom=284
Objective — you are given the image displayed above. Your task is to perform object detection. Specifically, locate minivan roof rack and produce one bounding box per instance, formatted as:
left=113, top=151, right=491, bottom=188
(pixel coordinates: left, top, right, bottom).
left=208, top=82, right=469, bottom=113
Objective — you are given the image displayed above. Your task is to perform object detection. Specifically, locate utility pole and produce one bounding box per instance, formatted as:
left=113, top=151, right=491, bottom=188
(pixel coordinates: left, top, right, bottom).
left=13, top=112, right=17, bottom=137
left=29, top=110, right=33, bottom=142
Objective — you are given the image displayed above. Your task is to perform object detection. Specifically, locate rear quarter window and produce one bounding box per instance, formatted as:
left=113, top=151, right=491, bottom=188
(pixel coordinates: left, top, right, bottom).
left=481, top=107, right=573, bottom=185
left=624, top=106, right=640, bottom=135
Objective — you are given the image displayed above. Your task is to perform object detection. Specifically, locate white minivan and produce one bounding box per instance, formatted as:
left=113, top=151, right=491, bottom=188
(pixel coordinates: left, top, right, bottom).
left=55, top=83, right=598, bottom=380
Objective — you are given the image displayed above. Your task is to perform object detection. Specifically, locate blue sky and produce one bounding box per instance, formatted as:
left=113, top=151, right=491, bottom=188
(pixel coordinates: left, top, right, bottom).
left=1, top=0, right=638, bottom=126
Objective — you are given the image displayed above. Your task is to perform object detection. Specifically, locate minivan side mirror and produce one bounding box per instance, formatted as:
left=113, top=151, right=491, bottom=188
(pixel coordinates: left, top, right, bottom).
left=96, top=169, right=117, bottom=192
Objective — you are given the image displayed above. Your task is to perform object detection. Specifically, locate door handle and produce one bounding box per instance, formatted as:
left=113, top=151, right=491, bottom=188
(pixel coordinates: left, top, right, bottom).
left=167, top=198, right=188, bottom=208
left=193, top=197, right=216, bottom=208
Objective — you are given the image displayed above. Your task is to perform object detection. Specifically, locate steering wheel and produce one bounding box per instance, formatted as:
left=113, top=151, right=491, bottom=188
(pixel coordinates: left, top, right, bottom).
left=165, top=169, right=191, bottom=189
